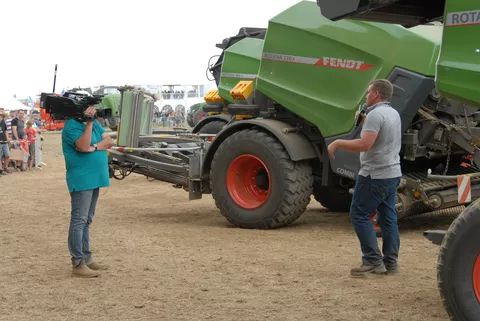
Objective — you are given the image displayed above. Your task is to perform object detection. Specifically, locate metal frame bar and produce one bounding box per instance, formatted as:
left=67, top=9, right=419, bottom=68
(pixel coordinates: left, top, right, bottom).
left=111, top=146, right=201, bottom=152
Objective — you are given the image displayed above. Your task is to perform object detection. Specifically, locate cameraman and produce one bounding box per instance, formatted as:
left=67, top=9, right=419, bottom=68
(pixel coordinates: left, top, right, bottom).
left=62, top=106, right=114, bottom=278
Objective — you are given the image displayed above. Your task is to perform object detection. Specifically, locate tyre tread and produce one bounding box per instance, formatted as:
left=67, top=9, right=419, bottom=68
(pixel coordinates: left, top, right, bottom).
left=437, top=202, right=480, bottom=320
left=210, top=128, right=313, bottom=229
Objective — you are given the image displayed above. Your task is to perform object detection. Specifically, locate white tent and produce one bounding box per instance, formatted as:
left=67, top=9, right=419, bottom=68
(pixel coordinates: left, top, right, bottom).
left=0, top=95, right=33, bottom=112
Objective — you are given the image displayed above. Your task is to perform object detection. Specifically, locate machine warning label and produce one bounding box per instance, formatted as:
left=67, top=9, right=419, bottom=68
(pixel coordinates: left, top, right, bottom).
left=262, top=53, right=296, bottom=62
left=221, top=72, right=258, bottom=79
left=262, top=52, right=374, bottom=71
left=446, top=10, right=480, bottom=27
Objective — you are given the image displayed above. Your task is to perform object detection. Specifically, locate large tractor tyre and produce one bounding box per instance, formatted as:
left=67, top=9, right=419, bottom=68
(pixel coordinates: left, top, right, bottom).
left=437, top=202, right=480, bottom=321
left=187, top=114, right=195, bottom=128
left=313, top=184, right=352, bottom=212
left=198, top=121, right=227, bottom=135
left=210, top=128, right=313, bottom=229
left=192, top=108, right=207, bottom=126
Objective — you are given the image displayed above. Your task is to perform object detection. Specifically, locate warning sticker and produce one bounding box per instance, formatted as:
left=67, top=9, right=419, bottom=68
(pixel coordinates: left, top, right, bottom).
left=221, top=72, right=258, bottom=79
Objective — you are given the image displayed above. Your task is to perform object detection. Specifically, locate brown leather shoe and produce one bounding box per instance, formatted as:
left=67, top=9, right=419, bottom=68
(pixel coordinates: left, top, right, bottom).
left=87, top=262, right=109, bottom=271
left=350, top=263, right=387, bottom=277
left=72, top=261, right=100, bottom=278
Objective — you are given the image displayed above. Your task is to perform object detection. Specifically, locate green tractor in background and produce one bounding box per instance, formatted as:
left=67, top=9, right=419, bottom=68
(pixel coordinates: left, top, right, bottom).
left=315, top=0, right=480, bottom=319
left=187, top=102, right=207, bottom=128
left=92, top=85, right=122, bottom=131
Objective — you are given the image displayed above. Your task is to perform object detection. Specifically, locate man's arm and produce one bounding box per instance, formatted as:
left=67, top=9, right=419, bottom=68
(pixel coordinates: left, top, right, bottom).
left=5, top=124, right=10, bottom=141
left=96, top=133, right=114, bottom=150
left=328, top=110, right=383, bottom=159
left=74, top=122, right=93, bottom=152
left=330, top=132, right=378, bottom=153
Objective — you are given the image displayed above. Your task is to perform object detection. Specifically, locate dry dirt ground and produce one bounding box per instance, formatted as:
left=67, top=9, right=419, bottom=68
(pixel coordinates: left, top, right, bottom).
left=1, top=132, right=454, bottom=321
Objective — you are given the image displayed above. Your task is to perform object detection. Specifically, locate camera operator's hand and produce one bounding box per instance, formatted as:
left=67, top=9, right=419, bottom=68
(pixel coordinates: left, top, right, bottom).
left=83, top=106, right=96, bottom=121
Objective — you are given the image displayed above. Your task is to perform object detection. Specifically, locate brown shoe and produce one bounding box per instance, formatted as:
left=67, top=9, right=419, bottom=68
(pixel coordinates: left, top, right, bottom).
left=72, top=261, right=100, bottom=278
left=87, top=262, right=109, bottom=271
left=350, top=263, right=386, bottom=278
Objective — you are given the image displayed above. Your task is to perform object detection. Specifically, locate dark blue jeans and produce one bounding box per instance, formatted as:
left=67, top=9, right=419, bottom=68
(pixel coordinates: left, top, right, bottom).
left=350, top=175, right=401, bottom=267
left=68, top=188, right=99, bottom=267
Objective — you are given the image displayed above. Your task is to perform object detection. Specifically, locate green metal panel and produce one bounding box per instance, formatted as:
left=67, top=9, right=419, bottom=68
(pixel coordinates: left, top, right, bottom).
left=117, top=91, right=134, bottom=147
left=219, top=37, right=263, bottom=102
left=436, top=2, right=480, bottom=107
left=140, top=99, right=154, bottom=135
left=140, top=99, right=149, bottom=135
left=256, top=1, right=442, bottom=137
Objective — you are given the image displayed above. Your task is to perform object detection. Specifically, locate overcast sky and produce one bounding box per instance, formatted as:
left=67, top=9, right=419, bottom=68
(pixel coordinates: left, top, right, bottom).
left=0, top=0, right=308, bottom=98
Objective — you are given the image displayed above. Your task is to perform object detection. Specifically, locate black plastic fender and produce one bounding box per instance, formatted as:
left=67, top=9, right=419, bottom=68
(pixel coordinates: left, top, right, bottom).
left=191, top=114, right=233, bottom=133
left=202, top=118, right=317, bottom=177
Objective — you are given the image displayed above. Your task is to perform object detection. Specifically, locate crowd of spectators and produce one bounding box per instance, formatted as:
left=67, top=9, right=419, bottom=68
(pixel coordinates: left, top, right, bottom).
left=0, top=108, right=44, bottom=175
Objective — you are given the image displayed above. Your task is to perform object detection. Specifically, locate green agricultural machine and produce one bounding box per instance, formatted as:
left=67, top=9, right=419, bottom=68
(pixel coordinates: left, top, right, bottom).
left=92, top=86, right=123, bottom=130
left=315, top=0, right=480, bottom=320
left=111, top=0, right=480, bottom=228
left=188, top=27, right=266, bottom=134
left=109, top=3, right=480, bottom=315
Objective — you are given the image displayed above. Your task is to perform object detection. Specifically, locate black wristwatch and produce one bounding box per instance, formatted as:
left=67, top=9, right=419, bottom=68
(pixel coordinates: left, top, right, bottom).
left=93, top=144, right=98, bottom=151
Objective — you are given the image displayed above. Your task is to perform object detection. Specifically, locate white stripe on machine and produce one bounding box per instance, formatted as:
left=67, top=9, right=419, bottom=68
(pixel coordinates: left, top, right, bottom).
left=457, top=175, right=471, bottom=204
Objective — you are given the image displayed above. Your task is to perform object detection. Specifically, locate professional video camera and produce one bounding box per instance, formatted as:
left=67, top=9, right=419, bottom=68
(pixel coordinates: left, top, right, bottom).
left=40, top=91, right=103, bottom=121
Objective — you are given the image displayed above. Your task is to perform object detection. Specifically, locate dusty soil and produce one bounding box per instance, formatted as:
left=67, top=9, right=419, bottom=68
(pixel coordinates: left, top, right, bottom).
left=1, top=132, right=452, bottom=320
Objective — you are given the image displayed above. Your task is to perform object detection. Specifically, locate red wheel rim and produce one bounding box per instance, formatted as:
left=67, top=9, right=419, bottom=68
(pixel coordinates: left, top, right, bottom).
left=369, top=212, right=381, bottom=232
left=473, top=254, right=480, bottom=303
left=226, top=154, right=271, bottom=209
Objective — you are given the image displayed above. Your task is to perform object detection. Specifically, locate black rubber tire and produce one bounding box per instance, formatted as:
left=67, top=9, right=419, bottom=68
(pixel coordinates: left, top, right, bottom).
left=192, top=108, right=207, bottom=126
left=437, top=200, right=480, bottom=321
left=313, top=184, right=352, bottom=212
left=187, top=114, right=195, bottom=128
left=197, top=120, right=227, bottom=135
left=210, top=128, right=313, bottom=229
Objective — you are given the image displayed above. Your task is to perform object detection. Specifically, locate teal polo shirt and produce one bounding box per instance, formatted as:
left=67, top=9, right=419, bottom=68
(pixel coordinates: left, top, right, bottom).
left=62, top=119, right=110, bottom=193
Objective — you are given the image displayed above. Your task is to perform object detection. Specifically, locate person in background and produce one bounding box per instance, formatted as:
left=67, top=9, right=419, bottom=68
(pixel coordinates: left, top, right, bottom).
left=25, top=120, right=37, bottom=170
left=0, top=112, right=11, bottom=175
left=11, top=109, right=25, bottom=141
left=27, top=109, right=34, bottom=122
left=19, top=133, right=29, bottom=172
left=5, top=110, right=14, bottom=140
left=11, top=109, right=26, bottom=169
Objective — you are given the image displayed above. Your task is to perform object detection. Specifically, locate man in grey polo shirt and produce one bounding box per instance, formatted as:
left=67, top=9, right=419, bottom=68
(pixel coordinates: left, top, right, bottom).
left=327, top=79, right=402, bottom=277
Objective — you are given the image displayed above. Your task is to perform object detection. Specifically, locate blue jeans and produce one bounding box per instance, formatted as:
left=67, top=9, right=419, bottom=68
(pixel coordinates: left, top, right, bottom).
left=350, top=175, right=401, bottom=267
left=68, top=188, right=99, bottom=267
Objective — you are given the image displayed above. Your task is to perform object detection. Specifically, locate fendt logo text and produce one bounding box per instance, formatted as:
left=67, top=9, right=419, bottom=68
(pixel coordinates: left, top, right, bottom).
left=262, top=52, right=374, bottom=71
